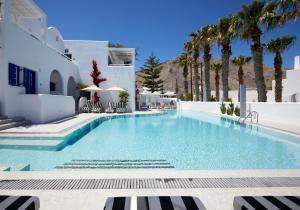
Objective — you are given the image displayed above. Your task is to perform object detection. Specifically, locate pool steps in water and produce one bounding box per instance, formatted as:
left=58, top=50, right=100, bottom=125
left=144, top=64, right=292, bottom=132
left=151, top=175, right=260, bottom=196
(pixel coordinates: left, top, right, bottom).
left=0, top=138, right=63, bottom=150
left=55, top=159, right=175, bottom=169
left=0, top=164, right=30, bottom=171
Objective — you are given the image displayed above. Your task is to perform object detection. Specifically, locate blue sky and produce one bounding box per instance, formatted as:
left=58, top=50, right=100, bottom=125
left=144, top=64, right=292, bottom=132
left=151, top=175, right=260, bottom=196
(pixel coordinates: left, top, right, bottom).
left=36, top=0, right=299, bottom=70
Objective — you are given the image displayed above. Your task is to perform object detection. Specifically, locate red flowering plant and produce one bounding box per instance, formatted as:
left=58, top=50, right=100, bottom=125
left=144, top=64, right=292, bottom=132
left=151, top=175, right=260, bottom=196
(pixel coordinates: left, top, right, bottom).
left=90, top=60, right=107, bottom=102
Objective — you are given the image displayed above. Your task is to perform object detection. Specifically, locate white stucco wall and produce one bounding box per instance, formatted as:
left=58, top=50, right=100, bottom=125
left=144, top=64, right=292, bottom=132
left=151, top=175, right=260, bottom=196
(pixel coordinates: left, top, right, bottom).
left=179, top=101, right=300, bottom=126
left=18, top=94, right=75, bottom=124
left=64, top=40, right=136, bottom=111
left=46, top=27, right=65, bottom=53
left=210, top=90, right=275, bottom=102
left=0, top=9, right=80, bottom=119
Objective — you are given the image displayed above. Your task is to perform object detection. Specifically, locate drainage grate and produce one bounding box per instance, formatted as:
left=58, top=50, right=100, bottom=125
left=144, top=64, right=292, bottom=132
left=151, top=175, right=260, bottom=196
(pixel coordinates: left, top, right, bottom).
left=0, top=177, right=299, bottom=190
left=55, top=159, right=175, bottom=169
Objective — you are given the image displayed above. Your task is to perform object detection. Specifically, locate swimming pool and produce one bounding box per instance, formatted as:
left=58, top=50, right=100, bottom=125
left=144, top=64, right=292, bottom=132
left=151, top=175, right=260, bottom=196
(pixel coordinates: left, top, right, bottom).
left=1, top=111, right=300, bottom=171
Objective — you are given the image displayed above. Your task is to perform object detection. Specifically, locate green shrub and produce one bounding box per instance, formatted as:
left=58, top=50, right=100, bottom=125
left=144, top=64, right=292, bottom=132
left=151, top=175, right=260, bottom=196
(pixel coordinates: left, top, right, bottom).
left=119, top=91, right=129, bottom=107
left=234, top=106, right=240, bottom=116
left=226, top=107, right=233, bottom=115
left=229, top=101, right=234, bottom=111
left=220, top=101, right=226, bottom=114
left=209, top=96, right=216, bottom=101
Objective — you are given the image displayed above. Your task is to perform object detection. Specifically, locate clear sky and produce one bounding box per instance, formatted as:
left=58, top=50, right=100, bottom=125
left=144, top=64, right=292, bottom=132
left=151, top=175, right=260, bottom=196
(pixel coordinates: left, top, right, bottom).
left=35, top=0, right=299, bottom=70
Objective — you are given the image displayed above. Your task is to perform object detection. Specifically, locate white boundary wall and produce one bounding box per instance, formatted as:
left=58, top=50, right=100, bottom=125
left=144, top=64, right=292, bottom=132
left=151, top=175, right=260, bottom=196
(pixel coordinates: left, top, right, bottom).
left=179, top=101, right=300, bottom=126
left=18, top=94, right=75, bottom=124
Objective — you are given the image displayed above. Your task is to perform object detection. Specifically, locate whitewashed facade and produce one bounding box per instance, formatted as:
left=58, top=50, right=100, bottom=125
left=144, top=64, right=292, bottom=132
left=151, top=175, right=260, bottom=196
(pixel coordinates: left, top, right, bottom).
left=0, top=0, right=136, bottom=123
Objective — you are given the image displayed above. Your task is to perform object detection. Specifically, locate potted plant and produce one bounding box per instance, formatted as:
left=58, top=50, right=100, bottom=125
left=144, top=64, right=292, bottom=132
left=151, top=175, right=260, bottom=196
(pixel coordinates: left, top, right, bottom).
left=220, top=101, right=226, bottom=114
left=234, top=106, right=240, bottom=117
left=119, top=91, right=129, bottom=107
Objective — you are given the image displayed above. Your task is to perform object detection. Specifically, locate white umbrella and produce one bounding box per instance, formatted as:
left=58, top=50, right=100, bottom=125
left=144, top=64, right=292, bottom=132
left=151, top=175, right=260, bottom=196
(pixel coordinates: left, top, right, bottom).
left=81, top=85, right=104, bottom=102
left=164, top=91, right=176, bottom=97
left=81, top=85, right=104, bottom=92
left=105, top=86, right=126, bottom=102
left=152, top=91, right=162, bottom=96
left=105, top=86, right=126, bottom=92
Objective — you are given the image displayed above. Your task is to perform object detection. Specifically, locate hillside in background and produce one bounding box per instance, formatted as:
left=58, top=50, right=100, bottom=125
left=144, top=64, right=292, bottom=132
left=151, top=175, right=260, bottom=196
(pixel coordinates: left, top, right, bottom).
left=136, top=57, right=285, bottom=97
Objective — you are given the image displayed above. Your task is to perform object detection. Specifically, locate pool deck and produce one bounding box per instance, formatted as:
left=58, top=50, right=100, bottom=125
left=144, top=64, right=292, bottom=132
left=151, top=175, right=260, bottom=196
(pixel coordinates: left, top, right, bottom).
left=0, top=169, right=300, bottom=210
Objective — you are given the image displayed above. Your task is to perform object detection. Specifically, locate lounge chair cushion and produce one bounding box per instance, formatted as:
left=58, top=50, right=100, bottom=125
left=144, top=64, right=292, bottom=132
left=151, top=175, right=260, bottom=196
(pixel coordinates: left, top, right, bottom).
left=0, top=195, right=40, bottom=210
left=104, top=196, right=206, bottom=210
left=233, top=196, right=300, bottom=210
left=103, top=197, right=131, bottom=210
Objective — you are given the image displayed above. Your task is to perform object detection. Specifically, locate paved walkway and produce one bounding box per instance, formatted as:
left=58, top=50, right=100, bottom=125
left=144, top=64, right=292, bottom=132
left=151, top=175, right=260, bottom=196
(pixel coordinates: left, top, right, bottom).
left=0, top=170, right=299, bottom=210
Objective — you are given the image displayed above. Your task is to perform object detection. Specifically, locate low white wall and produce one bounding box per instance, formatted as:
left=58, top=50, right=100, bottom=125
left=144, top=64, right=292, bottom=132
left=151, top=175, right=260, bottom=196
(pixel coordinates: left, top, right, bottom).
left=18, top=94, right=75, bottom=124
left=179, top=101, right=300, bottom=126
left=211, top=90, right=275, bottom=102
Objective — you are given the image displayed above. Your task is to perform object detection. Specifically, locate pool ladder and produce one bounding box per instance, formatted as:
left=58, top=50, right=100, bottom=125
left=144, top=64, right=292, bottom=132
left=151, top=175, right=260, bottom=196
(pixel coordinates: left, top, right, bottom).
left=238, top=111, right=259, bottom=124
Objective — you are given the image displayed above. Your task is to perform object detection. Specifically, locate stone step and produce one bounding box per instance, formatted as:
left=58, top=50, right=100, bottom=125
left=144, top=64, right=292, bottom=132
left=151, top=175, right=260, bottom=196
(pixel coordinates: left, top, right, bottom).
left=0, top=138, right=63, bottom=150
left=63, top=162, right=171, bottom=166
left=0, top=120, right=30, bottom=131
left=56, top=159, right=174, bottom=170
left=55, top=165, right=175, bottom=169
left=0, top=117, right=24, bottom=125
left=72, top=159, right=168, bottom=163
left=0, top=116, right=8, bottom=120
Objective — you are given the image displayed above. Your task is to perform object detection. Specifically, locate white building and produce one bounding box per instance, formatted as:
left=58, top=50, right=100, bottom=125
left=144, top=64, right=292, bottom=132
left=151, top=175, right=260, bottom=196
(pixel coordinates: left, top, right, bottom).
left=0, top=0, right=135, bottom=124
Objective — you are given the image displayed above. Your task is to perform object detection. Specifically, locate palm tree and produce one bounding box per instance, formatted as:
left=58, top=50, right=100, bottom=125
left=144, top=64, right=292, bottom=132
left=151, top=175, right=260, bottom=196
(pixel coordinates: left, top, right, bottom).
left=184, top=42, right=194, bottom=100
left=189, top=31, right=202, bottom=101
left=178, top=53, right=192, bottom=99
left=273, top=0, right=300, bottom=24
left=197, top=25, right=217, bottom=101
left=265, top=36, right=296, bottom=102
left=216, top=15, right=238, bottom=101
left=237, top=1, right=276, bottom=102
left=231, top=56, right=252, bottom=101
left=211, top=63, right=222, bottom=101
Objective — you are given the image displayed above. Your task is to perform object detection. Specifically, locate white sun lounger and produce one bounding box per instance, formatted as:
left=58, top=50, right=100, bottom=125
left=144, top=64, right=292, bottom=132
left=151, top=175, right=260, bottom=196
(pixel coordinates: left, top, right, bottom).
left=233, top=196, right=300, bottom=210
left=103, top=196, right=206, bottom=210
left=81, top=100, right=93, bottom=113
left=92, top=102, right=103, bottom=113
left=116, top=102, right=126, bottom=113
left=105, top=102, right=115, bottom=113
left=0, top=195, right=40, bottom=210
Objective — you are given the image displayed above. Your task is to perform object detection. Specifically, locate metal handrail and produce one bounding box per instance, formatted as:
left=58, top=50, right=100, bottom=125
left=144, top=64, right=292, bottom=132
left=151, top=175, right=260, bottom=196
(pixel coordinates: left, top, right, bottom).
left=238, top=111, right=259, bottom=124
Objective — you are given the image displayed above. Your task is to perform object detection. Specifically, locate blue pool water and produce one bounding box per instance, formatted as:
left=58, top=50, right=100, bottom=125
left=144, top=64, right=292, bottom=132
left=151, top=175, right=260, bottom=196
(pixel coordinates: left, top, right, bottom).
left=1, top=111, right=300, bottom=171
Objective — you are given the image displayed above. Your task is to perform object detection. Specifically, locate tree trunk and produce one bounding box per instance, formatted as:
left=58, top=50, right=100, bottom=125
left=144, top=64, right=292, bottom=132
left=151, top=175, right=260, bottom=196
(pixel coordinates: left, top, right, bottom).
left=204, top=45, right=211, bottom=101
left=215, top=72, right=220, bottom=101
left=221, top=43, right=231, bottom=101
left=251, top=35, right=267, bottom=102
left=184, top=78, right=189, bottom=100
left=238, top=66, right=244, bottom=102
left=193, top=53, right=200, bottom=101
left=190, top=64, right=193, bottom=100
left=200, top=63, right=203, bottom=101
left=274, top=52, right=282, bottom=102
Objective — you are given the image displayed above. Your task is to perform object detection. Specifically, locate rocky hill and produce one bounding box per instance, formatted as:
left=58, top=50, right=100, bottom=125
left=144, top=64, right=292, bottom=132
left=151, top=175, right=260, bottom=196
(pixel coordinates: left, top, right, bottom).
left=136, top=58, right=285, bottom=97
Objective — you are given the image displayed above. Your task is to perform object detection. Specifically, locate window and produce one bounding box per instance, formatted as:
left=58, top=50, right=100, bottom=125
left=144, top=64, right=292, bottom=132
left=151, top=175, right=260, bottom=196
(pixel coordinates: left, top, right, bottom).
left=8, top=63, right=21, bottom=86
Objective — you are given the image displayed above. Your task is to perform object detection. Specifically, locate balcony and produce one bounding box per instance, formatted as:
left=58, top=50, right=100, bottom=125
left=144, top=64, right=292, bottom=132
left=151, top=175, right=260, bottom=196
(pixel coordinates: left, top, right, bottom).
left=108, top=48, right=134, bottom=66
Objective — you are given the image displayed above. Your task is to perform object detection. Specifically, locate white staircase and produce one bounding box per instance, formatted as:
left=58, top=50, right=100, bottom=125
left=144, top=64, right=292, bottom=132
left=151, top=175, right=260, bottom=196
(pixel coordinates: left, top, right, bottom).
left=0, top=116, right=31, bottom=131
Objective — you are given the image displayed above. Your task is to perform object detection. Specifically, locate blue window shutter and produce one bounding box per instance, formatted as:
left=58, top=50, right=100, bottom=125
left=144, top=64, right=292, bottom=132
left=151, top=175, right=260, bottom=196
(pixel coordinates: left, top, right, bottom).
left=8, top=63, right=17, bottom=86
